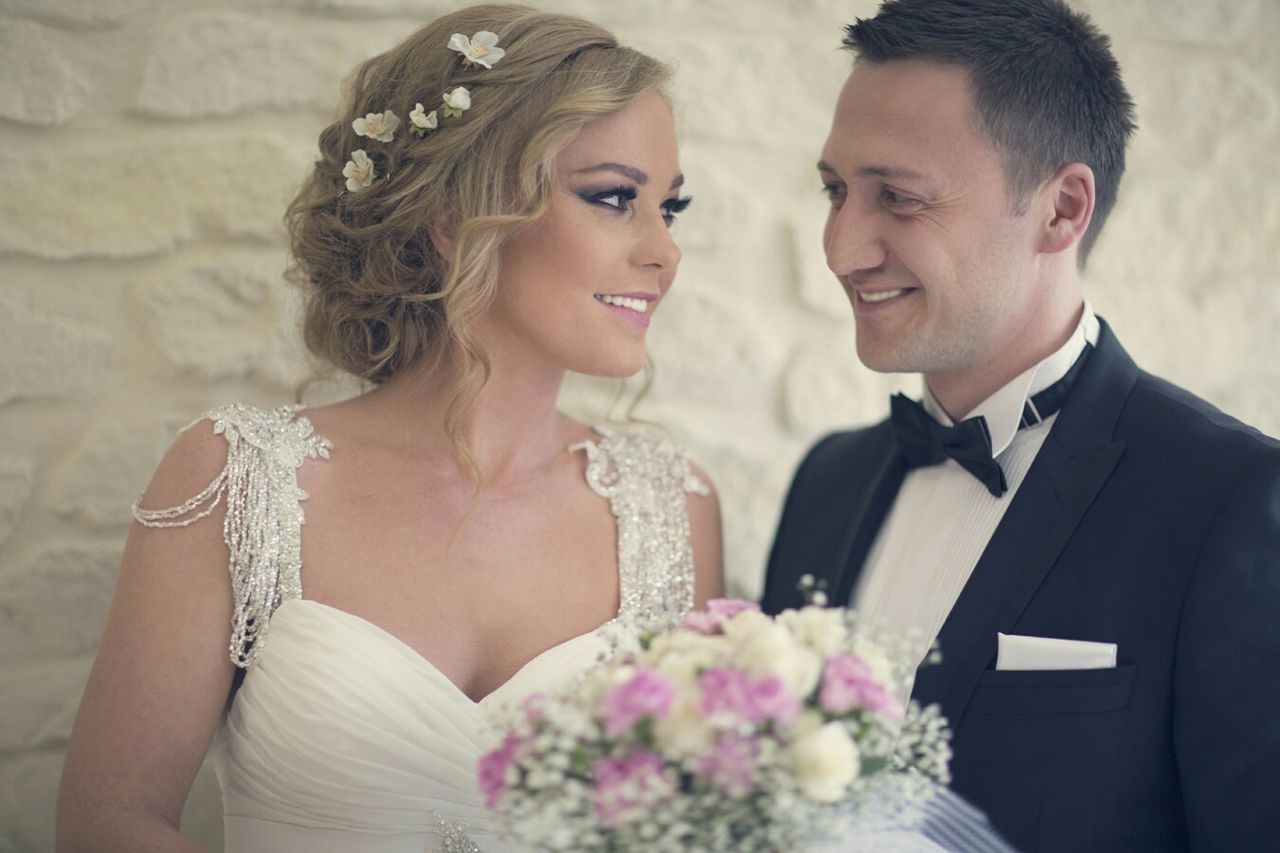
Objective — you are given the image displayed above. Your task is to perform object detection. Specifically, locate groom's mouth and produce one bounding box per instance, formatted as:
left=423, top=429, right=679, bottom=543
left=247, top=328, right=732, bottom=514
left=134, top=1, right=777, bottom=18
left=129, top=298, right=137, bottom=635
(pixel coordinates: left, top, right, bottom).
left=852, top=287, right=917, bottom=314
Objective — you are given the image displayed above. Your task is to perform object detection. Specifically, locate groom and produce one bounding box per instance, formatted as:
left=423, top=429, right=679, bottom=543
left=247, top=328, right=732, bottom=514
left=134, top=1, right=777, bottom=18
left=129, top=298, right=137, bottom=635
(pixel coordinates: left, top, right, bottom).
left=762, top=0, right=1280, bottom=850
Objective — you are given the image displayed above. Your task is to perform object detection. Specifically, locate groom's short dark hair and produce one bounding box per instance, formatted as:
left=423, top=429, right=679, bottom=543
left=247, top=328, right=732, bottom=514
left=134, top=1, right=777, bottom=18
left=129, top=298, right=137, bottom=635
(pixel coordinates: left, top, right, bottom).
left=843, top=0, right=1136, bottom=264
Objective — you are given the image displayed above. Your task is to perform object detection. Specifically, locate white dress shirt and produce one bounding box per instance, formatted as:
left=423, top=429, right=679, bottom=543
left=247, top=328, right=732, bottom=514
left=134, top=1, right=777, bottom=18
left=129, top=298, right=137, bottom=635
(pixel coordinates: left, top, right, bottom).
left=852, top=304, right=1100, bottom=700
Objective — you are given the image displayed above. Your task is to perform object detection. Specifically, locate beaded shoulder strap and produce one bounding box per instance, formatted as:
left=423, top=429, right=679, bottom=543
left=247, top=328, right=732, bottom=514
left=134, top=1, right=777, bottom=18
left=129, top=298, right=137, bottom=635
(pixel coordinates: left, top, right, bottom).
left=571, top=427, right=709, bottom=623
left=132, top=403, right=332, bottom=668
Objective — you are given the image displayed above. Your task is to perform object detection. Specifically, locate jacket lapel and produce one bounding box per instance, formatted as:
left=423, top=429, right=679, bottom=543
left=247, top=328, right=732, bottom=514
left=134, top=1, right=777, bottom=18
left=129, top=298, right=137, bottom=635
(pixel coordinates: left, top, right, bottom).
left=831, top=425, right=909, bottom=606
left=911, top=320, right=1138, bottom=724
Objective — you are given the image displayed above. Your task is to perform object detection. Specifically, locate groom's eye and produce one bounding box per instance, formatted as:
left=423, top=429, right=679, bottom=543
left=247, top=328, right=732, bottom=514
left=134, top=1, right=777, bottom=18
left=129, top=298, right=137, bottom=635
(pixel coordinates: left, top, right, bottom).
left=821, top=182, right=846, bottom=207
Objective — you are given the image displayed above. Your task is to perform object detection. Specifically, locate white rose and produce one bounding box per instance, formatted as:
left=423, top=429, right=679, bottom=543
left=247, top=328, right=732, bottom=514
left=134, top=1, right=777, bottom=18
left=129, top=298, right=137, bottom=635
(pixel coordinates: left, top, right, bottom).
left=737, top=622, right=823, bottom=698
left=789, top=722, right=861, bottom=803
left=778, top=606, right=848, bottom=656
left=442, top=86, right=472, bottom=115
left=649, top=632, right=721, bottom=683
left=721, top=609, right=774, bottom=645
left=653, top=693, right=711, bottom=757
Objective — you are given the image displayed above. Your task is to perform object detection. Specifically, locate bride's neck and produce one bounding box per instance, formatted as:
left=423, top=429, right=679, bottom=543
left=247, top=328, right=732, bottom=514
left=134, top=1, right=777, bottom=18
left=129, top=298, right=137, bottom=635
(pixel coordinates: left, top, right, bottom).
left=366, top=346, right=571, bottom=484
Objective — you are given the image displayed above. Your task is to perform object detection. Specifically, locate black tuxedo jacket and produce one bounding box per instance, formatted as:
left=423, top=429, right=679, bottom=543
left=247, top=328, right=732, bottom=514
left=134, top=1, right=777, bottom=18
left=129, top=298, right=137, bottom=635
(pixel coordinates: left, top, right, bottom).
left=763, top=321, right=1280, bottom=852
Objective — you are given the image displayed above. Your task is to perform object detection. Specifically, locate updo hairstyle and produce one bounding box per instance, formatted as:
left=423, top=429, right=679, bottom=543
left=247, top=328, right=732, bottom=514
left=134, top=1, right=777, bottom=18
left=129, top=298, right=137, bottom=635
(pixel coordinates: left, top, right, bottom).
left=285, top=4, right=671, bottom=464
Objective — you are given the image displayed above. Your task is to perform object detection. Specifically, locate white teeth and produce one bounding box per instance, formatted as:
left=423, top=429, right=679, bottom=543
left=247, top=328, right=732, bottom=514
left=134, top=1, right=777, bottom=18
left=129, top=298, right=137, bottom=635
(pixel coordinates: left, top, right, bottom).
left=859, top=289, right=907, bottom=304
left=598, top=294, right=650, bottom=313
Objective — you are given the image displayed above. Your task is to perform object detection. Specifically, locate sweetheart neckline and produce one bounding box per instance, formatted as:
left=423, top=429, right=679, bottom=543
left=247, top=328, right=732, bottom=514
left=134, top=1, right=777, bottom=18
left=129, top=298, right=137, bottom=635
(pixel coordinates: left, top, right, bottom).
left=273, top=598, right=614, bottom=707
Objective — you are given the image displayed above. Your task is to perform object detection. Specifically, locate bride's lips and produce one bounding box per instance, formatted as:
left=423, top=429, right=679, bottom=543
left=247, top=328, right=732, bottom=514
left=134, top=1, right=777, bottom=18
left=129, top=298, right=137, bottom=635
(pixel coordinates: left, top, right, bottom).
left=851, top=286, right=918, bottom=315
left=594, top=292, right=658, bottom=329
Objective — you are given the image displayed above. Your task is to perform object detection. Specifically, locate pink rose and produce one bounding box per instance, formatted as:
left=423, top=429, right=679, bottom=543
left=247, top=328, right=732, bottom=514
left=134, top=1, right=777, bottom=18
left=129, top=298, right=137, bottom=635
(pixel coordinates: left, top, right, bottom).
left=695, top=735, right=757, bottom=797
left=477, top=731, right=523, bottom=808
left=701, top=667, right=799, bottom=724
left=681, top=599, right=761, bottom=634
left=699, top=666, right=756, bottom=719
left=748, top=675, right=801, bottom=725
left=819, top=654, right=904, bottom=720
left=601, top=668, right=676, bottom=735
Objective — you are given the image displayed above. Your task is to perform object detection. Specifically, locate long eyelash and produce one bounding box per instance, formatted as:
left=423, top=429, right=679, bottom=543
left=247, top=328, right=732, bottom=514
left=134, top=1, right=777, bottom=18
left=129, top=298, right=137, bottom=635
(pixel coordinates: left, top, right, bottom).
left=584, top=185, right=639, bottom=204
left=663, top=196, right=693, bottom=214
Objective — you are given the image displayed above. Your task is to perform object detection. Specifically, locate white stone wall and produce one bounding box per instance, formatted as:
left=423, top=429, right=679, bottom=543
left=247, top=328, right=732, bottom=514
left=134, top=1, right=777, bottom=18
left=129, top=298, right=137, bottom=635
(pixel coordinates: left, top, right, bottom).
left=1, top=0, right=1276, bottom=848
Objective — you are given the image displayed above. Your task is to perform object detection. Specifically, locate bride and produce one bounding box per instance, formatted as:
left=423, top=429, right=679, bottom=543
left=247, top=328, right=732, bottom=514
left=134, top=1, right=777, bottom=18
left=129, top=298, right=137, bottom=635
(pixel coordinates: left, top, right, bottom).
left=56, top=5, right=724, bottom=850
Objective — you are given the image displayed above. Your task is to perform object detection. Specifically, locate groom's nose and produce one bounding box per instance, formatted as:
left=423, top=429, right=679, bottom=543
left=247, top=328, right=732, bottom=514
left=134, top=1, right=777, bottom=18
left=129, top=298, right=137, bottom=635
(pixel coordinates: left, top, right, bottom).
left=824, top=204, right=887, bottom=277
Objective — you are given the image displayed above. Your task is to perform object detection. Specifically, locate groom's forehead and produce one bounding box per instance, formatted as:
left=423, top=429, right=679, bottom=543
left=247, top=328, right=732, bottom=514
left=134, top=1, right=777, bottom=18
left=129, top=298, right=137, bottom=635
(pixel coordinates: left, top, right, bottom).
left=823, top=61, right=992, bottom=172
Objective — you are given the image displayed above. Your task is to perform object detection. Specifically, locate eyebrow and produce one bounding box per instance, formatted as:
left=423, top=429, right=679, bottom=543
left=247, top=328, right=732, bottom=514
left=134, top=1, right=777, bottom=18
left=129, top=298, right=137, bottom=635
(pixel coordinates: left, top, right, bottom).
left=574, top=162, right=685, bottom=191
left=817, top=160, right=930, bottom=182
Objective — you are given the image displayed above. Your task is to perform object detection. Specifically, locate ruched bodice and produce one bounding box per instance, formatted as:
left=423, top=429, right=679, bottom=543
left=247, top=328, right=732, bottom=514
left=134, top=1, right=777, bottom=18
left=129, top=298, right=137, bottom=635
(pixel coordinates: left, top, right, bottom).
left=132, top=404, right=708, bottom=851
left=216, top=599, right=611, bottom=852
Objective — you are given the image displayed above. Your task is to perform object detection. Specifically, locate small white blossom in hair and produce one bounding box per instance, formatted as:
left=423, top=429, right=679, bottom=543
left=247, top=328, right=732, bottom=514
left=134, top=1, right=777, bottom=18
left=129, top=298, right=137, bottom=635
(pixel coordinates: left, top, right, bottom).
left=408, top=102, right=438, bottom=137
left=352, top=109, right=400, bottom=143
left=342, top=149, right=376, bottom=191
left=447, top=31, right=505, bottom=68
left=441, top=86, right=471, bottom=118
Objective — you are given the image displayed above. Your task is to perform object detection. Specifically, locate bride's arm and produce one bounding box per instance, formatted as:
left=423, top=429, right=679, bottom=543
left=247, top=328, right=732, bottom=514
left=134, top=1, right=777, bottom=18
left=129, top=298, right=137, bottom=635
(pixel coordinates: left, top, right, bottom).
left=687, top=462, right=725, bottom=608
left=57, top=423, right=237, bottom=852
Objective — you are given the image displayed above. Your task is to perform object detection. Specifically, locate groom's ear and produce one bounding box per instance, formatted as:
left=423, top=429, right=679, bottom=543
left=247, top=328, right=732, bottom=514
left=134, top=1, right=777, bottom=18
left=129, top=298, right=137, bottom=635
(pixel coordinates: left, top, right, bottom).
left=1035, top=162, right=1096, bottom=258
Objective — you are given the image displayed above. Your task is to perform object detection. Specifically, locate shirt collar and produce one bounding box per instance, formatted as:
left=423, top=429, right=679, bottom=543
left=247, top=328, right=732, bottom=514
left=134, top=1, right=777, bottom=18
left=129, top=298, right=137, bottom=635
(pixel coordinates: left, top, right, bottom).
left=921, top=302, right=1099, bottom=457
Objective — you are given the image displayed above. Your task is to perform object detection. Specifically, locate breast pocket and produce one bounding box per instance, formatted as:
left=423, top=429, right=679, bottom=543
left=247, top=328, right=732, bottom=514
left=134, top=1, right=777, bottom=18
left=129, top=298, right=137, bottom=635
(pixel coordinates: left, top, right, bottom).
left=966, top=664, right=1139, bottom=715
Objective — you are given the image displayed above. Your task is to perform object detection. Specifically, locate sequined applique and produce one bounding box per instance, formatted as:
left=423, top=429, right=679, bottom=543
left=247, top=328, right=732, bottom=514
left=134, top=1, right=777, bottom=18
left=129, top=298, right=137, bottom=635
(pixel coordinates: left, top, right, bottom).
left=430, top=811, right=482, bottom=852
left=132, top=403, right=331, bottom=668
left=571, top=426, right=709, bottom=623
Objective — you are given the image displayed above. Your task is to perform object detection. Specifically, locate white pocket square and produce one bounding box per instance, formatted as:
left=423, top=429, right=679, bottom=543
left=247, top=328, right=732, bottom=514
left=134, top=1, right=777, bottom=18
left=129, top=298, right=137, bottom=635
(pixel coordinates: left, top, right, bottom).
left=996, top=632, right=1117, bottom=671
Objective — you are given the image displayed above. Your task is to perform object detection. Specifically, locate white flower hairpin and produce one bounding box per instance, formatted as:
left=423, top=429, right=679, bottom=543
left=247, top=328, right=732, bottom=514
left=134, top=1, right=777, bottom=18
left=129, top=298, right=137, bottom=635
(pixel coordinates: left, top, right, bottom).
left=409, top=102, right=438, bottom=137
left=342, top=149, right=376, bottom=191
left=447, top=31, right=505, bottom=68
left=441, top=86, right=471, bottom=119
left=352, top=109, right=400, bottom=143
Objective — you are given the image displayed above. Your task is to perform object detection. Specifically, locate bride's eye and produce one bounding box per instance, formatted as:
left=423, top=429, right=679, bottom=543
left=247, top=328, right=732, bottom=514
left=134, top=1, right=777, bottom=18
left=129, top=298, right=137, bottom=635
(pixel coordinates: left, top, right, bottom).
left=661, top=196, right=693, bottom=226
left=581, top=186, right=639, bottom=213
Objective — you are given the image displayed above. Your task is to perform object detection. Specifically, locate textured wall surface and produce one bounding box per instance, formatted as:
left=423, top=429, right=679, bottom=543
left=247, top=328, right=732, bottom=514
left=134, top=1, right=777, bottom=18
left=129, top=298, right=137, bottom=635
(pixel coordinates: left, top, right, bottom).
left=1, top=0, right=1277, bottom=849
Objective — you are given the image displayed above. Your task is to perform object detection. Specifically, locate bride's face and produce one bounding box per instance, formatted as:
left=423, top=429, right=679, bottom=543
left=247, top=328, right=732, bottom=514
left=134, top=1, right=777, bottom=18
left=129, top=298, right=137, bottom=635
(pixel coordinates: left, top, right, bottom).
left=479, top=90, right=687, bottom=379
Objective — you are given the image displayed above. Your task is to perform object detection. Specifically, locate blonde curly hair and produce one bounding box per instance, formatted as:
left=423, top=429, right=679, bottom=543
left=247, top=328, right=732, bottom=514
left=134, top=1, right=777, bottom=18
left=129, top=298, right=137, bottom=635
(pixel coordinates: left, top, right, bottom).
left=286, top=4, right=671, bottom=474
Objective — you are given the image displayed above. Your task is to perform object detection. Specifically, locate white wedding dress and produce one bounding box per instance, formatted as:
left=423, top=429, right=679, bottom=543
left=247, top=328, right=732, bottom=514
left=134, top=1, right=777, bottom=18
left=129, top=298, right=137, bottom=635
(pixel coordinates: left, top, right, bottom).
left=133, top=404, right=709, bottom=853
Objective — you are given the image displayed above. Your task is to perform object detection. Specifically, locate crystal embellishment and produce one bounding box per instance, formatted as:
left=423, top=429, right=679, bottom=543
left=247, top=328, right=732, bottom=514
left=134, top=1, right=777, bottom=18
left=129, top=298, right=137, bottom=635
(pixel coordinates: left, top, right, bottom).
left=132, top=403, right=331, bottom=668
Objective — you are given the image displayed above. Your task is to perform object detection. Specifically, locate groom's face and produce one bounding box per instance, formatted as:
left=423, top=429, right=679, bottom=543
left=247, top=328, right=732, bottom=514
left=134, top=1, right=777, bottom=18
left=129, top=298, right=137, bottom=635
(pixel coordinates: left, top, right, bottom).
left=819, top=60, right=1041, bottom=381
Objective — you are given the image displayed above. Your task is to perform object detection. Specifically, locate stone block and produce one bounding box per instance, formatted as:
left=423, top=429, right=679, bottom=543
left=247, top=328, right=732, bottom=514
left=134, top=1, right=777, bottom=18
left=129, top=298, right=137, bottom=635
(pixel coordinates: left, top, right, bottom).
left=133, top=250, right=309, bottom=388
left=52, top=415, right=173, bottom=529
left=0, top=458, right=33, bottom=548
left=136, top=11, right=425, bottom=118
left=0, top=0, right=164, bottom=28
left=0, top=130, right=311, bottom=261
left=0, top=751, right=65, bottom=853
left=0, top=547, right=117, bottom=659
left=0, top=658, right=93, bottom=750
left=781, top=335, right=908, bottom=435
left=0, top=20, right=89, bottom=126
left=0, top=293, right=114, bottom=406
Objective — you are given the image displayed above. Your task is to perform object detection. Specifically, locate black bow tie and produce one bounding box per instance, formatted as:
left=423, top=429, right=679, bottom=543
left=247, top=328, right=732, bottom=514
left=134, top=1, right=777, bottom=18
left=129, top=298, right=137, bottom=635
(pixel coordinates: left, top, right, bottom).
left=890, top=342, right=1094, bottom=497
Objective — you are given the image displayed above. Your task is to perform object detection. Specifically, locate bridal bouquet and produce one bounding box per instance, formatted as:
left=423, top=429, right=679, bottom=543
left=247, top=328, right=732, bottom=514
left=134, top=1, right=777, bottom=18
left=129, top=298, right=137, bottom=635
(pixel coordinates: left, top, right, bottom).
left=479, top=591, right=952, bottom=851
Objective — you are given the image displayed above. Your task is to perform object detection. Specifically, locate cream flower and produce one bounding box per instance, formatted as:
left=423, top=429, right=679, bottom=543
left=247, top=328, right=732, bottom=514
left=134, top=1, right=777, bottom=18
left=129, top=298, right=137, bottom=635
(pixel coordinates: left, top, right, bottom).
left=778, top=606, right=848, bottom=656
left=342, top=149, right=375, bottom=191
left=789, top=722, right=861, bottom=803
left=736, top=622, right=823, bottom=699
left=352, top=109, right=400, bottom=143
left=448, top=31, right=505, bottom=68
left=409, top=102, right=438, bottom=137
left=441, top=86, right=472, bottom=118
left=653, top=692, right=712, bottom=757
